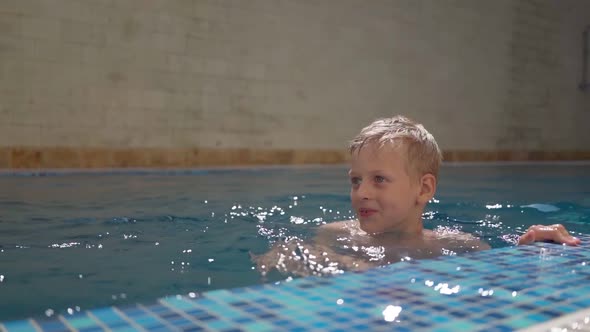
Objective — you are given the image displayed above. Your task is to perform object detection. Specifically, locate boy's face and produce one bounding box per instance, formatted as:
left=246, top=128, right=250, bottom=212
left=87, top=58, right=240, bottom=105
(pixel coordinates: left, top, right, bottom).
left=348, top=143, right=424, bottom=235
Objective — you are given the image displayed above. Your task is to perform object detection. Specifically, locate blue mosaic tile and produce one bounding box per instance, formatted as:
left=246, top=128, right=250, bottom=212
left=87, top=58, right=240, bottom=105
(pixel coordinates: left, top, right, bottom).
left=77, top=327, right=103, bottom=332
left=140, top=327, right=172, bottom=332
left=36, top=319, right=68, bottom=332
left=132, top=317, right=165, bottom=330
left=4, top=241, right=590, bottom=331
left=1, top=320, right=37, bottom=332
left=110, top=327, right=136, bottom=332
left=88, top=308, right=127, bottom=327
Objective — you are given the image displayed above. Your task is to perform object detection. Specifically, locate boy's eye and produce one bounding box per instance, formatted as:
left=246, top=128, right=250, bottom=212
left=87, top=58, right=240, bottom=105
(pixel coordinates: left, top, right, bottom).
left=350, top=177, right=361, bottom=185
left=374, top=175, right=386, bottom=183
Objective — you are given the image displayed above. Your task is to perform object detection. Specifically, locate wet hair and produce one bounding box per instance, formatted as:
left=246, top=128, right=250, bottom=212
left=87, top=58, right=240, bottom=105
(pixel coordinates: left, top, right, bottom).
left=349, top=115, right=443, bottom=179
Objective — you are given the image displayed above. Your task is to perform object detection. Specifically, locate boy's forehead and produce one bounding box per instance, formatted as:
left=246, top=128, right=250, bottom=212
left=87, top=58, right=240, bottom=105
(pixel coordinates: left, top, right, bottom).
left=350, top=142, right=408, bottom=167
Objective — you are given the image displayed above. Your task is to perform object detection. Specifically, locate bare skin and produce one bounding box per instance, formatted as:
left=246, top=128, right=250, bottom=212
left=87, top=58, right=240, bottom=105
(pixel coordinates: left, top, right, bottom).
left=252, top=220, right=491, bottom=277
left=519, top=224, right=580, bottom=246
left=252, top=143, right=579, bottom=277
left=318, top=219, right=490, bottom=261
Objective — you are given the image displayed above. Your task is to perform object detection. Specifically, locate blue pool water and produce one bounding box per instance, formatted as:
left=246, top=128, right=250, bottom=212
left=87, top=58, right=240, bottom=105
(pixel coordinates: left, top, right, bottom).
left=0, top=164, right=589, bottom=322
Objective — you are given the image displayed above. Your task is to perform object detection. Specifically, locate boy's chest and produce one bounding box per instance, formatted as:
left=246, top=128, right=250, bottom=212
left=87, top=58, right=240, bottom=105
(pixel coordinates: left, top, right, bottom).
left=333, top=235, right=469, bottom=263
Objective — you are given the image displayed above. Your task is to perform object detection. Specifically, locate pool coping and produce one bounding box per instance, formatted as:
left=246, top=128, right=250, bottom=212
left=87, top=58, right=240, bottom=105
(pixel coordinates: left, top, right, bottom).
left=2, top=239, right=590, bottom=331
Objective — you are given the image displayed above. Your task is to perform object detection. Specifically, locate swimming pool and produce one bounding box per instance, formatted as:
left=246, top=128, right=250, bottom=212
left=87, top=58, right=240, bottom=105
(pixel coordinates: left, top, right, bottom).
left=0, top=163, right=589, bottom=325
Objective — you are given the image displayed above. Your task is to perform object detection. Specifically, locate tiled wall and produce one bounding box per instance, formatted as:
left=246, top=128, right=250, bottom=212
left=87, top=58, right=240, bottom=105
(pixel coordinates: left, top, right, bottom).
left=0, top=0, right=589, bottom=168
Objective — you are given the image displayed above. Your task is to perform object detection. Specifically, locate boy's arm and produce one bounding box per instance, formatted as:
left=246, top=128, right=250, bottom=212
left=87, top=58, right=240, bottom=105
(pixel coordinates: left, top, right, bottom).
left=518, top=224, right=580, bottom=246
left=431, top=229, right=491, bottom=253
left=442, top=234, right=491, bottom=254
left=251, top=239, right=371, bottom=277
left=466, top=237, right=491, bottom=251
left=251, top=221, right=372, bottom=276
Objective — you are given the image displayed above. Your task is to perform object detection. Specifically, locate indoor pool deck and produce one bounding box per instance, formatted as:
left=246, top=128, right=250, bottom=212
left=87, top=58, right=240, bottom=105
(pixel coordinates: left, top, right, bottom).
left=3, top=238, right=590, bottom=331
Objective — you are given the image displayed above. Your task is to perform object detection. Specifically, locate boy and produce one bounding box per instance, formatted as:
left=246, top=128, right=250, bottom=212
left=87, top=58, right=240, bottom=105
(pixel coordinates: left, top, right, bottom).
left=254, top=116, right=580, bottom=276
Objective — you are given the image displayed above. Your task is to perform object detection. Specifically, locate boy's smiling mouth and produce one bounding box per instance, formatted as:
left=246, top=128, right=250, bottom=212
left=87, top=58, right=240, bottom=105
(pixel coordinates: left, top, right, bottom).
left=358, top=208, right=377, bottom=218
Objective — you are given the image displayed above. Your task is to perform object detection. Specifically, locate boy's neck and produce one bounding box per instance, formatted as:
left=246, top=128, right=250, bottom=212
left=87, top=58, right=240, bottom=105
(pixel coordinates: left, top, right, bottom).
left=365, top=216, right=425, bottom=238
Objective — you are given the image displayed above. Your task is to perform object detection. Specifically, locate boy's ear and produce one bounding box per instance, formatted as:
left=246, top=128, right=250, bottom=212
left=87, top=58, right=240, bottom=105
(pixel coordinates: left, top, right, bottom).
left=417, top=173, right=437, bottom=205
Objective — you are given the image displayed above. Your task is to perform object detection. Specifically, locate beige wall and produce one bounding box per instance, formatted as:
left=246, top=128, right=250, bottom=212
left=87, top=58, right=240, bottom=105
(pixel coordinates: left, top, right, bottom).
left=0, top=0, right=589, bottom=156
left=497, top=1, right=590, bottom=150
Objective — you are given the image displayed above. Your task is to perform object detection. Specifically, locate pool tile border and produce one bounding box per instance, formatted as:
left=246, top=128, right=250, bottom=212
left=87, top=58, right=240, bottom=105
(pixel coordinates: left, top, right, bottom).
left=3, top=237, right=590, bottom=331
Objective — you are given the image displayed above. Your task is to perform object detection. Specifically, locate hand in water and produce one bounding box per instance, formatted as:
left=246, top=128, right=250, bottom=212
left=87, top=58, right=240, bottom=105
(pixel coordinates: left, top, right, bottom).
left=518, top=224, right=581, bottom=246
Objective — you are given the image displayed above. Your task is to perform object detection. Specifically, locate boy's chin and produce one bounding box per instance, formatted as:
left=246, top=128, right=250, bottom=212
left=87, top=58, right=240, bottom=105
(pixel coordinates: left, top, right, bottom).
left=358, top=219, right=384, bottom=234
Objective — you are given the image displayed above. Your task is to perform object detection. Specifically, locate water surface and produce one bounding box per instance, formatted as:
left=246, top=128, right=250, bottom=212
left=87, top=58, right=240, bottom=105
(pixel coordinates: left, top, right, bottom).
left=0, top=164, right=588, bottom=321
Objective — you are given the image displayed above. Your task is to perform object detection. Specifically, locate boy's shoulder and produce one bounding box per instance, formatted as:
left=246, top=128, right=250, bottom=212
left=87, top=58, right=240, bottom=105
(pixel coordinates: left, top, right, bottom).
left=316, top=220, right=361, bottom=242
left=425, top=228, right=491, bottom=251
left=319, top=220, right=355, bottom=231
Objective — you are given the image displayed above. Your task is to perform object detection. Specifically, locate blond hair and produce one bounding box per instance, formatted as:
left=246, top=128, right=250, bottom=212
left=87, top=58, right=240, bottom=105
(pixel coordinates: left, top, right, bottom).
left=349, top=115, right=443, bottom=179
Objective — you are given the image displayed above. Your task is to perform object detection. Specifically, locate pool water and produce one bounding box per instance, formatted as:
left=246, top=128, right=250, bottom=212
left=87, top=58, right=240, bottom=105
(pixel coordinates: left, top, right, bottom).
left=0, top=164, right=588, bottom=321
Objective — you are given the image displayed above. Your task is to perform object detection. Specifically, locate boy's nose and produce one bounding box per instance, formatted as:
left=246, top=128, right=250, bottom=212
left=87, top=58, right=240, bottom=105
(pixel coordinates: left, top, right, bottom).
left=356, top=182, right=373, bottom=200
